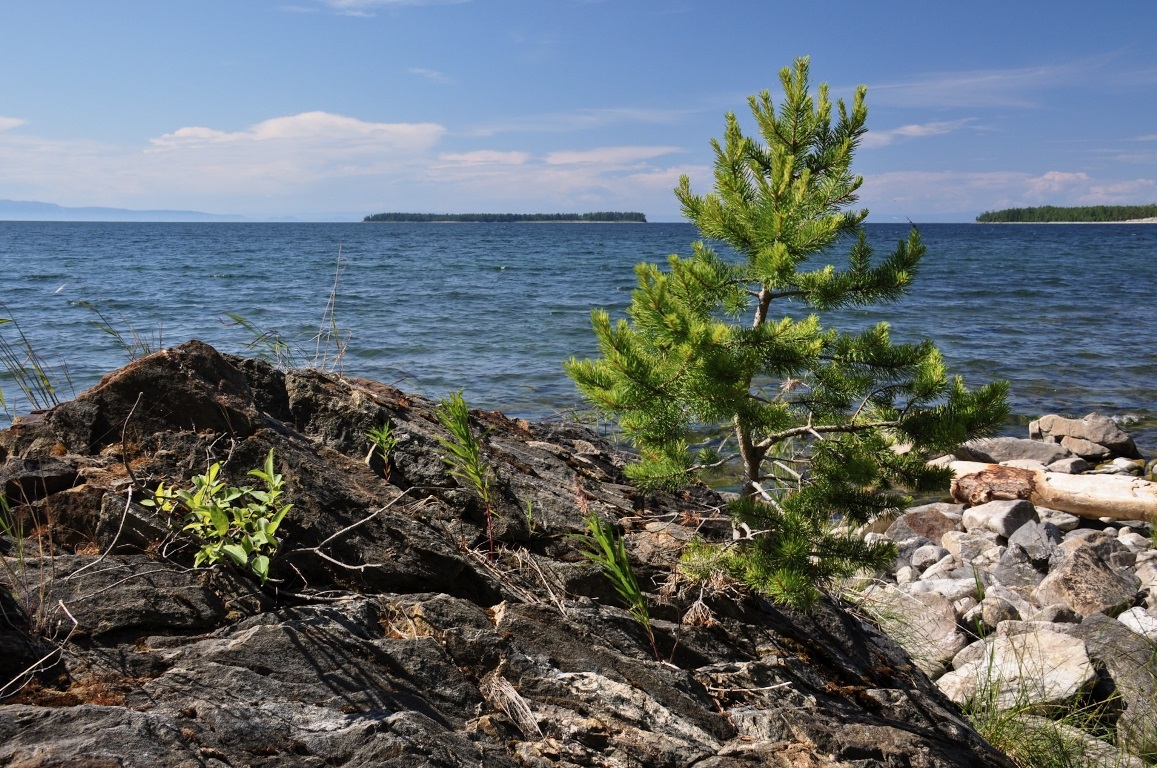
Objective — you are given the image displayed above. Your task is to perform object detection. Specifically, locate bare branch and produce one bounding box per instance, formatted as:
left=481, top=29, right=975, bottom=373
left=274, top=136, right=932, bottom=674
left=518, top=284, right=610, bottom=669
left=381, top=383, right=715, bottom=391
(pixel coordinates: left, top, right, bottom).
left=754, top=419, right=899, bottom=450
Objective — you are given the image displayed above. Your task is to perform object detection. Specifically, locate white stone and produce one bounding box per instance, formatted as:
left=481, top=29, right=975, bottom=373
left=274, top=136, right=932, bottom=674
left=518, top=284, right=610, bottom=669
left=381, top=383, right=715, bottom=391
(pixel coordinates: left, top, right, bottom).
left=1118, top=607, right=1157, bottom=641
left=962, top=499, right=1038, bottom=538
left=1136, top=558, right=1157, bottom=591
left=903, top=577, right=983, bottom=604
left=936, top=630, right=1096, bottom=710
left=984, top=585, right=1035, bottom=620
left=858, top=585, right=969, bottom=674
left=1112, top=457, right=1146, bottom=474
left=970, top=545, right=1006, bottom=571
left=951, top=638, right=988, bottom=670
left=911, top=544, right=951, bottom=571
left=953, top=596, right=979, bottom=620
left=942, top=530, right=999, bottom=563
left=920, top=554, right=958, bottom=581
left=1047, top=457, right=1091, bottom=474
left=1118, top=531, right=1152, bottom=553
left=1037, top=507, right=1081, bottom=532
left=1000, top=459, right=1048, bottom=471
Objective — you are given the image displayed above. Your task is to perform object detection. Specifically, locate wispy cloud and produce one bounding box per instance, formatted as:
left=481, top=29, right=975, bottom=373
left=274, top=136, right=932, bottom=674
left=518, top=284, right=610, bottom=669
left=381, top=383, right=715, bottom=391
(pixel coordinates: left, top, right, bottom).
left=407, top=67, right=452, bottom=84
left=546, top=146, right=680, bottom=165
left=862, top=168, right=1157, bottom=217
left=861, top=119, right=974, bottom=149
left=467, top=106, right=694, bottom=137
left=435, top=150, right=528, bottom=165
left=149, top=111, right=442, bottom=150
left=320, top=0, right=469, bottom=15
left=424, top=145, right=700, bottom=214
left=0, top=117, right=26, bottom=132
left=0, top=110, right=696, bottom=216
left=864, top=60, right=1101, bottom=109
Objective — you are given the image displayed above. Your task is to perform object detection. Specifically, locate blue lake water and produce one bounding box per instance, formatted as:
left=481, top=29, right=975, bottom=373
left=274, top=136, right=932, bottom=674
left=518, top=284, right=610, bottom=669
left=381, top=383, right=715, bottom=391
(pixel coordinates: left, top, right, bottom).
left=0, top=221, right=1154, bottom=454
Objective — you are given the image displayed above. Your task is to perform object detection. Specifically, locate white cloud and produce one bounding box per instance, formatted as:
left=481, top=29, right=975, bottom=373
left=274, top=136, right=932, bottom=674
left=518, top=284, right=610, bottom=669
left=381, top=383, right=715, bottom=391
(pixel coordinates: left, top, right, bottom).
left=0, top=109, right=694, bottom=217
left=1024, top=170, right=1090, bottom=196
left=467, top=107, right=692, bottom=137
left=1080, top=178, right=1157, bottom=204
left=320, top=0, right=469, bottom=14
left=436, top=150, right=528, bottom=165
left=860, top=169, right=1157, bottom=218
left=0, top=117, right=26, bottom=132
left=408, top=67, right=452, bottom=84
left=861, top=119, right=974, bottom=149
left=865, top=61, right=1090, bottom=109
left=420, top=146, right=697, bottom=215
left=149, top=111, right=441, bottom=150
left=546, top=146, right=680, bottom=165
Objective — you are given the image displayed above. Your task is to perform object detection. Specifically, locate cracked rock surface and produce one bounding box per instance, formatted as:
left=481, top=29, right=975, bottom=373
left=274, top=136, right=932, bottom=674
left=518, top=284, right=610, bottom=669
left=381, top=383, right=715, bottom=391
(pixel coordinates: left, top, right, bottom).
left=1, top=341, right=1011, bottom=767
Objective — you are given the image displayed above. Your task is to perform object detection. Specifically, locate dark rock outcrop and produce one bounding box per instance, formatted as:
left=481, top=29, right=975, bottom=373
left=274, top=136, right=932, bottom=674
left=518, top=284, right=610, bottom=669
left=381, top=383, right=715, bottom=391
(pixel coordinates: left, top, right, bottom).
left=0, top=341, right=1012, bottom=767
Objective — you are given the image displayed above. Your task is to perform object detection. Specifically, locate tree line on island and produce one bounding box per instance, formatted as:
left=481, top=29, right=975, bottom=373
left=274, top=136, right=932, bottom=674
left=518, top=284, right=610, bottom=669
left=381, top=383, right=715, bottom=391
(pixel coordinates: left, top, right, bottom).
left=363, top=211, right=647, bottom=223
left=977, top=204, right=1157, bottom=223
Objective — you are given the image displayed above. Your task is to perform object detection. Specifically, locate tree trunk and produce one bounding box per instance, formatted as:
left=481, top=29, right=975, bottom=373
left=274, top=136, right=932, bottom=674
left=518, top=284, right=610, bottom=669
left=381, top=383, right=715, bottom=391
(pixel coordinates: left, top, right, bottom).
left=949, top=461, right=1157, bottom=523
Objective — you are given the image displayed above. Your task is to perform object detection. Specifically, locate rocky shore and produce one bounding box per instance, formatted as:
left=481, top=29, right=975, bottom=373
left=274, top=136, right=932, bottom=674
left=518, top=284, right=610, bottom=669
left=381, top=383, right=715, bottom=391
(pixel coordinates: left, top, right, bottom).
left=0, top=341, right=1016, bottom=767
left=860, top=417, right=1157, bottom=765
left=4, top=343, right=1156, bottom=766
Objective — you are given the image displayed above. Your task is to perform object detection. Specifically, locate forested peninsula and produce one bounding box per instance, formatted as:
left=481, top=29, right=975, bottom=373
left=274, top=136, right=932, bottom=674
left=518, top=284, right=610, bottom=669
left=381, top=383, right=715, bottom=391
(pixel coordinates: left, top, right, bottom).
left=363, top=211, right=647, bottom=223
left=976, top=204, right=1157, bottom=223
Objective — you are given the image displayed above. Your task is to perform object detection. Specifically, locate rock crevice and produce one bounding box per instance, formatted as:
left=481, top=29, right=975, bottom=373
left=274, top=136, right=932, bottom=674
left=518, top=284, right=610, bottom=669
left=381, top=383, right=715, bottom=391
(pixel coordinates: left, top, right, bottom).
left=0, top=341, right=1011, bottom=767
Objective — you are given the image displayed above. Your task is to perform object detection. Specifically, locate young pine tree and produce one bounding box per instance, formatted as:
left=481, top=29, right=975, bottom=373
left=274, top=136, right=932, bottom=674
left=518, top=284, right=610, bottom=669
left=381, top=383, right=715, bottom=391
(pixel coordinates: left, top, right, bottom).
left=565, top=57, right=1009, bottom=609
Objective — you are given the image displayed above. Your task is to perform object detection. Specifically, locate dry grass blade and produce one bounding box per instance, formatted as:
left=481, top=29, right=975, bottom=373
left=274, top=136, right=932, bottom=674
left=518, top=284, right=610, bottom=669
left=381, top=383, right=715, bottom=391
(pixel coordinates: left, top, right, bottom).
left=482, top=672, right=542, bottom=738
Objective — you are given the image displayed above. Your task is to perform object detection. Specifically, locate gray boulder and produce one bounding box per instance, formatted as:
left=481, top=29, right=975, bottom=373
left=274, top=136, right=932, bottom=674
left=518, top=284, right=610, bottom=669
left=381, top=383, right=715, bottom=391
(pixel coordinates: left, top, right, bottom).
left=962, top=499, right=1038, bottom=538
left=936, top=629, right=1096, bottom=711
left=1064, top=613, right=1157, bottom=756
left=1047, top=456, right=1092, bottom=474
left=858, top=585, right=969, bottom=676
left=1059, top=435, right=1112, bottom=461
left=1032, top=546, right=1141, bottom=618
left=954, top=437, right=1071, bottom=465
left=911, top=544, right=952, bottom=572
left=1031, top=413, right=1143, bottom=460
left=886, top=505, right=962, bottom=546
left=1007, top=520, right=1063, bottom=566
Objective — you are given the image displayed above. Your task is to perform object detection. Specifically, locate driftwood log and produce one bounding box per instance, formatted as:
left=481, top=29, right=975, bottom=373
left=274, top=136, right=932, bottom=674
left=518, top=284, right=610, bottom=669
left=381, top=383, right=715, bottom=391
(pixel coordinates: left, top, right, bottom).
left=950, top=461, right=1157, bottom=523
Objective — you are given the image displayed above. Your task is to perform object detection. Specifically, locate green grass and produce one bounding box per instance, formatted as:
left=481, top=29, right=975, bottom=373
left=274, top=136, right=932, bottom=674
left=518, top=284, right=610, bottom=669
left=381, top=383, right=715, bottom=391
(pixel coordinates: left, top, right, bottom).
left=573, top=512, right=659, bottom=660
left=435, top=391, right=497, bottom=561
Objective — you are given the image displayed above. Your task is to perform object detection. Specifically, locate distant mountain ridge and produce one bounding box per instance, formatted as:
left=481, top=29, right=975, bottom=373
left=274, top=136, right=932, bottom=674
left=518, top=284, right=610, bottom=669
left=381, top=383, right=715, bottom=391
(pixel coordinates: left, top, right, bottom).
left=0, top=198, right=245, bottom=222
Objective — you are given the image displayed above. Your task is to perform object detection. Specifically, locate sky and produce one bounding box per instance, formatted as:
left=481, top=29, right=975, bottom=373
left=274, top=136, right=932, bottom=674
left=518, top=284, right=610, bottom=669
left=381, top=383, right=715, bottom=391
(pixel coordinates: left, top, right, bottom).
left=1, top=1, right=1156, bottom=222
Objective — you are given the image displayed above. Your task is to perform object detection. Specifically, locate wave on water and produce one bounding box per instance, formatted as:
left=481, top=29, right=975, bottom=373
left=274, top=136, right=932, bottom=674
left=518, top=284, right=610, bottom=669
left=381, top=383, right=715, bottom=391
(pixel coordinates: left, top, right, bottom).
left=0, top=220, right=1154, bottom=454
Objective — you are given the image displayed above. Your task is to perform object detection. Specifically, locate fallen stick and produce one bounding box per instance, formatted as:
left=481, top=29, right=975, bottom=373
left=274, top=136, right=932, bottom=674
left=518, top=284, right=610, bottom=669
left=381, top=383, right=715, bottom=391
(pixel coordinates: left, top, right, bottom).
left=949, top=461, right=1157, bottom=523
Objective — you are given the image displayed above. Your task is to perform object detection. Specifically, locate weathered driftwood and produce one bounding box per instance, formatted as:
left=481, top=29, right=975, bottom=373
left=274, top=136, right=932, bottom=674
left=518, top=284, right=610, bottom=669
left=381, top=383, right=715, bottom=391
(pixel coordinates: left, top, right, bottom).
left=950, top=461, right=1157, bottom=523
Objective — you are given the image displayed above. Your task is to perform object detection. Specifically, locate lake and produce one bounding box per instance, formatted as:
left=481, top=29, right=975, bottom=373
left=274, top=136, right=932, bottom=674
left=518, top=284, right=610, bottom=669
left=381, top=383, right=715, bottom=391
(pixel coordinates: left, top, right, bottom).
left=0, top=220, right=1154, bottom=453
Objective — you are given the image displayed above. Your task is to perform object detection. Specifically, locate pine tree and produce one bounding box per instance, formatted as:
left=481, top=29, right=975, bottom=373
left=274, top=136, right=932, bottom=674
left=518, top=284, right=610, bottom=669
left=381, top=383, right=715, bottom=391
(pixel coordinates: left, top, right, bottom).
left=565, top=57, right=1009, bottom=609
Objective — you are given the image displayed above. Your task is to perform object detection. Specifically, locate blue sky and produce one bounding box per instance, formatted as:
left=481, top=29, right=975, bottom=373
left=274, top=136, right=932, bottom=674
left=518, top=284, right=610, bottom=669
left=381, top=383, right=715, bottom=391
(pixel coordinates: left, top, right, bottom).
left=1, top=1, right=1155, bottom=222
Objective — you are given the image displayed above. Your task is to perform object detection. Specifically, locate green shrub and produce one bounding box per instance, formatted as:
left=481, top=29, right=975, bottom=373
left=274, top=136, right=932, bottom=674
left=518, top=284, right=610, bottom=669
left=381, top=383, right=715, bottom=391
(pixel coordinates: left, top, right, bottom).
left=144, top=448, right=292, bottom=583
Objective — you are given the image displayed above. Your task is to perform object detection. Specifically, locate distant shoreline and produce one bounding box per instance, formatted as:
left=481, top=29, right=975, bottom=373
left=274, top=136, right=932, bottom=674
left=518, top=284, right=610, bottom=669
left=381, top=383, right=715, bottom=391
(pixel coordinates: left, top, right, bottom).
left=975, top=204, right=1157, bottom=223
left=363, top=212, right=648, bottom=224
left=363, top=220, right=648, bottom=224
left=981, top=218, right=1157, bottom=224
